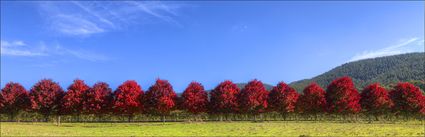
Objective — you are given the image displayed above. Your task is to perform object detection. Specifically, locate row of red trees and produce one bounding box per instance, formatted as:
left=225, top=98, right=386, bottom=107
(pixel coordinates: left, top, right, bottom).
left=1, top=77, right=424, bottom=122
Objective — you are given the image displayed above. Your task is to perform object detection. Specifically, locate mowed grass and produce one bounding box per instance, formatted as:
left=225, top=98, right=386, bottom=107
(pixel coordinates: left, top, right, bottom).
left=1, top=121, right=424, bottom=136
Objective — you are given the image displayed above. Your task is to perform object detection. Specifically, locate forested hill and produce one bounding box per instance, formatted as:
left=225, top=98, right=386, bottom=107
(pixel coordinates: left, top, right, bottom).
left=235, top=83, right=274, bottom=91
left=289, top=53, right=425, bottom=92
left=203, top=83, right=274, bottom=94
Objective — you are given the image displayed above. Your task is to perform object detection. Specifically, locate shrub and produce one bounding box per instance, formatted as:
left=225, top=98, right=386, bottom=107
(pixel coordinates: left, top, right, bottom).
left=390, top=82, right=425, bottom=116
left=360, top=83, right=393, bottom=116
left=0, top=82, right=31, bottom=121
left=297, top=83, right=327, bottom=115
left=83, top=82, right=113, bottom=115
left=268, top=82, right=299, bottom=116
left=29, top=79, right=64, bottom=121
left=144, top=79, right=177, bottom=121
left=62, top=79, right=90, bottom=115
left=181, top=82, right=208, bottom=115
left=238, top=79, right=268, bottom=116
left=209, top=80, right=240, bottom=116
left=113, top=80, right=143, bottom=121
left=325, top=76, right=361, bottom=114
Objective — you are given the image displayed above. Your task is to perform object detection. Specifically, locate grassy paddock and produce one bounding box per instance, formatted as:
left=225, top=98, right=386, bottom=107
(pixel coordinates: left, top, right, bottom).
left=1, top=121, right=424, bottom=136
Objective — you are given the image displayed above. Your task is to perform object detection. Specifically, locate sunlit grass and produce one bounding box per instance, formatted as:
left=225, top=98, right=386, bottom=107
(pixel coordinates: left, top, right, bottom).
left=1, top=121, right=424, bottom=136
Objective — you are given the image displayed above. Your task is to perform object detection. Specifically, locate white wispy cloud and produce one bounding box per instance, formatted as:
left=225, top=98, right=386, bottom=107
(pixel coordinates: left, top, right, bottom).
left=38, top=1, right=184, bottom=36
left=1, top=40, right=26, bottom=47
left=51, top=14, right=105, bottom=36
left=52, top=44, right=109, bottom=62
left=349, top=37, right=425, bottom=62
left=1, top=40, right=46, bottom=56
left=128, top=1, right=181, bottom=26
left=71, top=1, right=116, bottom=28
left=1, top=40, right=108, bottom=61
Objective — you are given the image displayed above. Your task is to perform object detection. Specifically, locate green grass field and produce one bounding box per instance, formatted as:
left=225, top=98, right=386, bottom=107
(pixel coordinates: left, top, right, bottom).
left=1, top=121, right=424, bottom=136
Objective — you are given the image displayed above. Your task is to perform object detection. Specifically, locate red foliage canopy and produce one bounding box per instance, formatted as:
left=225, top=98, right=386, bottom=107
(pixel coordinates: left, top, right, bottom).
left=296, top=83, right=326, bottom=114
left=83, top=82, right=113, bottom=115
left=390, top=82, right=425, bottom=115
left=238, top=80, right=268, bottom=114
left=29, top=79, right=64, bottom=116
left=113, top=80, right=143, bottom=116
left=325, top=76, right=361, bottom=114
left=0, top=94, right=3, bottom=112
left=0, top=82, right=31, bottom=115
left=209, top=80, right=240, bottom=114
left=181, top=82, right=208, bottom=114
left=62, top=79, right=90, bottom=115
left=268, top=82, right=299, bottom=114
left=144, top=79, right=177, bottom=115
left=360, top=83, right=393, bottom=115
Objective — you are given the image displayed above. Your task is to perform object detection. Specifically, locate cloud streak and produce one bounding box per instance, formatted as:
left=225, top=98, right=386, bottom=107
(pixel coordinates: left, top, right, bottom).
left=39, top=1, right=184, bottom=36
left=54, top=45, right=109, bottom=62
left=51, top=14, right=105, bottom=36
left=1, top=40, right=46, bottom=56
left=1, top=40, right=108, bottom=62
left=128, top=1, right=181, bottom=26
left=349, top=37, right=424, bottom=62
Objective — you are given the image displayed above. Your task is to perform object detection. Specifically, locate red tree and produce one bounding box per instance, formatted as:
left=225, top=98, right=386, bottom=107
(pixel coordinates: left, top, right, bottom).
left=325, top=76, right=361, bottom=114
left=144, top=79, right=177, bottom=122
left=0, top=82, right=31, bottom=121
left=181, top=82, right=208, bottom=115
left=268, top=82, right=299, bottom=119
left=62, top=79, right=90, bottom=116
left=390, top=82, right=425, bottom=115
left=296, top=83, right=327, bottom=115
left=360, top=83, right=393, bottom=117
left=83, top=82, right=113, bottom=115
left=0, top=94, right=4, bottom=113
left=238, top=79, right=268, bottom=120
left=113, top=80, right=143, bottom=121
left=29, top=79, right=64, bottom=121
left=209, top=80, right=240, bottom=120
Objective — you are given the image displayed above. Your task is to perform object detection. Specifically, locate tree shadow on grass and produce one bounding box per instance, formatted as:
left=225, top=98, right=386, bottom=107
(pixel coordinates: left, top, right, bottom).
left=60, top=125, right=74, bottom=127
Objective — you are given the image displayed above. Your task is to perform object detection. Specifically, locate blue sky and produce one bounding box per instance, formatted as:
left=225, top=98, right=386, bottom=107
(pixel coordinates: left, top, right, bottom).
left=1, top=1, right=424, bottom=92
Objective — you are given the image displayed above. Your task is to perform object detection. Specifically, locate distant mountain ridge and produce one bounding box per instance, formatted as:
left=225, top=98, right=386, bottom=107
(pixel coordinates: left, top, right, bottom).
left=289, top=53, right=424, bottom=92
left=235, top=83, right=274, bottom=91
left=203, top=83, right=274, bottom=94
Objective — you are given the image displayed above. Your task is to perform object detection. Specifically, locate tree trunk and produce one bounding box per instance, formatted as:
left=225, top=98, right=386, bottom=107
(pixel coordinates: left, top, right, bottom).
left=260, top=113, right=264, bottom=121
left=77, top=114, right=79, bottom=122
left=44, top=115, right=49, bottom=122
left=9, top=113, right=15, bottom=122
left=196, top=114, right=202, bottom=122
left=161, top=115, right=166, bottom=122
left=128, top=115, right=135, bottom=123
left=57, top=116, right=61, bottom=126
left=97, top=115, right=102, bottom=122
